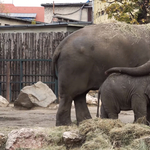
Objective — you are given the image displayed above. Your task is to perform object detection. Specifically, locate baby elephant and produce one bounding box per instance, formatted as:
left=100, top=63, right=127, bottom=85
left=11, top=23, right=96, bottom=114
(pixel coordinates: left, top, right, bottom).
left=97, top=73, right=150, bottom=125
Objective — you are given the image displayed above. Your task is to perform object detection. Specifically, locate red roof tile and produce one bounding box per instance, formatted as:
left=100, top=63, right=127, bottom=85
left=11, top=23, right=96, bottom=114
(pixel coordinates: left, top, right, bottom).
left=3, top=4, right=44, bottom=22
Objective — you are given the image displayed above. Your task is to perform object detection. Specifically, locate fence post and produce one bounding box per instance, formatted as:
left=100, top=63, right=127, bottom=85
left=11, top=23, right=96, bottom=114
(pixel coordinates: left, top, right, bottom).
left=6, top=61, right=10, bottom=102
left=20, top=60, right=23, bottom=90
left=55, top=79, right=58, bottom=97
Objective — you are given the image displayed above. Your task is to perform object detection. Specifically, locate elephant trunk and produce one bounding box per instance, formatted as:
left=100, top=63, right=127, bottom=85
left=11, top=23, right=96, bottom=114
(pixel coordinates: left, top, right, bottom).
left=105, top=60, right=150, bottom=76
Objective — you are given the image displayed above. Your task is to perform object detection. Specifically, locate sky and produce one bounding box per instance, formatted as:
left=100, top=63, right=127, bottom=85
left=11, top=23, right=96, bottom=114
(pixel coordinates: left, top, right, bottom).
left=2, top=0, right=88, bottom=7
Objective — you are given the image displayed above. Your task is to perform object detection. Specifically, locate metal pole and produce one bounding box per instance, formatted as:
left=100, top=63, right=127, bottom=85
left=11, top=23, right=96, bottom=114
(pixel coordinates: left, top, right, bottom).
left=6, top=62, right=10, bottom=102
left=20, top=61, right=23, bottom=90
left=54, top=79, right=58, bottom=103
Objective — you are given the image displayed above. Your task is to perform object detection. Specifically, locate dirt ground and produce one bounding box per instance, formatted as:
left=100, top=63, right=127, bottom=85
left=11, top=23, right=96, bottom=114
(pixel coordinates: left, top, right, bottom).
left=0, top=104, right=134, bottom=134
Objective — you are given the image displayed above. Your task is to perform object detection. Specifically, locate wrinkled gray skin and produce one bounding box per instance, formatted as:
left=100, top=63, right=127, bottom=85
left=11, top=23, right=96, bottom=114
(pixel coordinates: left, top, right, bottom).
left=97, top=73, right=150, bottom=125
left=52, top=23, right=150, bottom=126
left=105, top=60, right=150, bottom=76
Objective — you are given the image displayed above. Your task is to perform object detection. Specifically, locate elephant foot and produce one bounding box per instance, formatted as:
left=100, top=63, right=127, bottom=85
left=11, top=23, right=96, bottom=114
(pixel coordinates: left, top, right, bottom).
left=56, top=120, right=72, bottom=126
left=56, top=111, right=72, bottom=126
left=56, top=112, right=92, bottom=126
left=77, top=114, right=92, bottom=125
left=74, top=92, right=92, bottom=124
left=55, top=96, right=72, bottom=126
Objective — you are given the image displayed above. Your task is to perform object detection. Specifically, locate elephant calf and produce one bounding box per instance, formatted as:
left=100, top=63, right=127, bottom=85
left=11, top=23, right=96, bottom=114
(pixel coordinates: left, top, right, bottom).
left=98, top=73, right=150, bottom=125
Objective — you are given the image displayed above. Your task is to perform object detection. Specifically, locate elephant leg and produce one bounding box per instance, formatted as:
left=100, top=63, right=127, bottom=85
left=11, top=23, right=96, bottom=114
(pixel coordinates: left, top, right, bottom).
left=56, top=96, right=72, bottom=126
left=132, top=96, right=147, bottom=124
left=108, top=113, right=118, bottom=119
left=146, top=105, right=150, bottom=125
left=74, top=92, right=92, bottom=124
left=100, top=103, right=108, bottom=118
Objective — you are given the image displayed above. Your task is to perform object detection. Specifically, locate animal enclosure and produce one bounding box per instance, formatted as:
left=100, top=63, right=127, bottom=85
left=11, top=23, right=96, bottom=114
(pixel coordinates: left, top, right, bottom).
left=0, top=32, right=71, bottom=101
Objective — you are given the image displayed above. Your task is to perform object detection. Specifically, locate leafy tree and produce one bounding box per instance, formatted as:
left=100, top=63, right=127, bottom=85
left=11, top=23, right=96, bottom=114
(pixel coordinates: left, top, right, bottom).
left=0, top=1, right=5, bottom=13
left=103, top=0, right=150, bottom=24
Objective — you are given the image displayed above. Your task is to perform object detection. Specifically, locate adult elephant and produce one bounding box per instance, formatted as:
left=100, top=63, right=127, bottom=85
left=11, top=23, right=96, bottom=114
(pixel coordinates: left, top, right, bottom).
left=52, top=23, right=150, bottom=126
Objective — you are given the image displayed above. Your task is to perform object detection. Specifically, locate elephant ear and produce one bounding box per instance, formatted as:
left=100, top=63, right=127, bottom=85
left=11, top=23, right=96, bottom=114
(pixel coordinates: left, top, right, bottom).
left=145, top=84, right=150, bottom=99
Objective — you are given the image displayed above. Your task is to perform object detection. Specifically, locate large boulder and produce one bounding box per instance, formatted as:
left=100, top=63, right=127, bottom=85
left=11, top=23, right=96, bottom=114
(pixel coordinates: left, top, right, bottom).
left=0, top=96, right=9, bottom=107
left=5, top=128, right=49, bottom=150
left=14, top=81, right=56, bottom=109
left=86, top=94, right=99, bottom=106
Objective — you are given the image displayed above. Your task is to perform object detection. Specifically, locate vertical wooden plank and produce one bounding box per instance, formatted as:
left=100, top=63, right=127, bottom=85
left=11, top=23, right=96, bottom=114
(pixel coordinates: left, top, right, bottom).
left=24, top=33, right=27, bottom=86
left=26, top=33, right=29, bottom=84
left=12, top=33, right=16, bottom=97
left=3, top=34, right=5, bottom=98
left=39, top=33, right=42, bottom=81
left=29, top=33, right=33, bottom=84
left=41, top=32, right=44, bottom=82
left=33, top=33, right=35, bottom=83
left=16, top=33, right=19, bottom=98
left=35, top=33, right=37, bottom=83
left=49, top=32, right=53, bottom=58
left=36, top=33, right=39, bottom=82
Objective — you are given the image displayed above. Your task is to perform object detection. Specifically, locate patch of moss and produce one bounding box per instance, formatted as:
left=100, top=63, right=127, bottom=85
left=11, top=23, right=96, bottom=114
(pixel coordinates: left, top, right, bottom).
left=110, top=123, right=150, bottom=147
left=79, top=118, right=124, bottom=135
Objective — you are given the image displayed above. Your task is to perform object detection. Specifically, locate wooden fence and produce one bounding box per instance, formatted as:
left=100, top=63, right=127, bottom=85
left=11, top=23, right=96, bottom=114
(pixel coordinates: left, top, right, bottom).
left=0, top=32, right=71, bottom=59
left=0, top=32, right=72, bottom=101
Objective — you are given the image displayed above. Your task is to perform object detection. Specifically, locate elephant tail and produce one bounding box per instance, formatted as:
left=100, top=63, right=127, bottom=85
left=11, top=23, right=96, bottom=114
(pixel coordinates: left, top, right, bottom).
left=96, top=89, right=101, bottom=118
left=52, top=48, right=61, bottom=80
left=105, top=60, right=150, bottom=76
left=105, top=67, right=122, bottom=75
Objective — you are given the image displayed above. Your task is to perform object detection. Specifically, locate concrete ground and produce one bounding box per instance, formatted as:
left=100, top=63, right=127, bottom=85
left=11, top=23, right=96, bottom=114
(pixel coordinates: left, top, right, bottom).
left=0, top=105, right=134, bottom=133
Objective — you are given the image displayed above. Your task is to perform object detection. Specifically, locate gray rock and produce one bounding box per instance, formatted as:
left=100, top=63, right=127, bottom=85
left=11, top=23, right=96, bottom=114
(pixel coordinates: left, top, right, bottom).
left=0, top=96, right=9, bottom=107
left=86, top=94, right=99, bottom=106
left=14, top=92, right=34, bottom=109
left=63, top=131, right=85, bottom=148
left=14, top=81, right=57, bottom=109
left=5, top=128, right=48, bottom=150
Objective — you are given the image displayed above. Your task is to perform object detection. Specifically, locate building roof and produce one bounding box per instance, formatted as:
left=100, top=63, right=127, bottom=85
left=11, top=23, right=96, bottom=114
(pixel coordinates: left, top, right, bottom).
left=0, top=22, right=92, bottom=29
left=0, top=22, right=92, bottom=33
left=41, top=2, right=91, bottom=7
left=2, top=4, right=44, bottom=22
left=0, top=13, right=36, bottom=18
left=52, top=15, right=92, bottom=23
left=0, top=14, right=44, bottom=24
